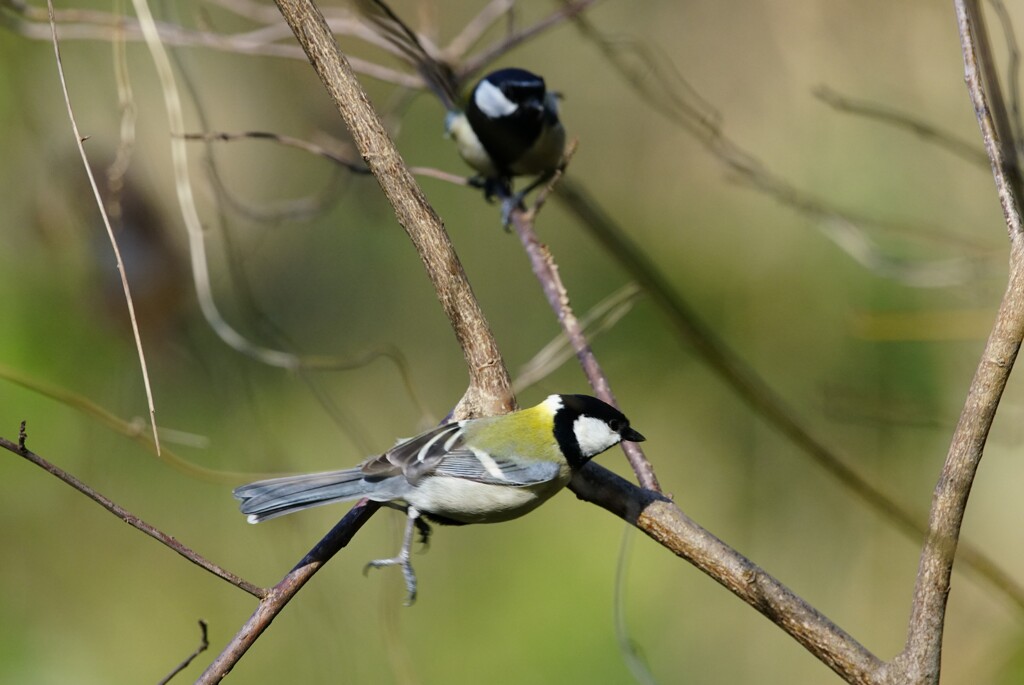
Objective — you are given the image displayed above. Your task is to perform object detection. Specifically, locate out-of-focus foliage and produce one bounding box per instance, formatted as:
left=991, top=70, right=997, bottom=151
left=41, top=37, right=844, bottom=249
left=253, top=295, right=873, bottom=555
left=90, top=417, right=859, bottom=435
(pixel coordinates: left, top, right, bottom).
left=0, top=1, right=1022, bottom=683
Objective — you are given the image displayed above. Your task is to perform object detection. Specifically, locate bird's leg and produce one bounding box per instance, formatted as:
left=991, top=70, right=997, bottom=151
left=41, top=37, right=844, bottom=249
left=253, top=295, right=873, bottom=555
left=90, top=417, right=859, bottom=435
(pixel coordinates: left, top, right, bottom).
left=514, top=169, right=558, bottom=207
left=364, top=506, right=422, bottom=605
left=414, top=515, right=433, bottom=547
left=500, top=170, right=559, bottom=229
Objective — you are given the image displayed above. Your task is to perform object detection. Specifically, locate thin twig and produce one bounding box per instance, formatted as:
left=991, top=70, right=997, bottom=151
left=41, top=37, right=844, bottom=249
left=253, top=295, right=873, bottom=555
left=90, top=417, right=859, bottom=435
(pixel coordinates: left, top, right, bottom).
left=507, top=176, right=661, bottom=492
left=986, top=0, right=1024, bottom=151
left=442, top=0, right=513, bottom=61
left=813, top=85, right=989, bottom=168
left=515, top=283, right=643, bottom=393
left=3, top=0, right=423, bottom=86
left=179, top=130, right=472, bottom=186
left=957, top=0, right=1024, bottom=239
left=46, top=0, right=161, bottom=455
left=157, top=619, right=209, bottom=685
left=458, top=0, right=597, bottom=82
left=1, top=435, right=265, bottom=598
left=563, top=8, right=993, bottom=282
left=0, top=363, right=248, bottom=483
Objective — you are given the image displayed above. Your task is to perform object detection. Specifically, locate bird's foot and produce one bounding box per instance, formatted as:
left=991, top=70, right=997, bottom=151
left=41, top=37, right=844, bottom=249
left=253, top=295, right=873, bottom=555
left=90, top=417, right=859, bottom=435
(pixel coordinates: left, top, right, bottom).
left=363, top=506, right=422, bottom=605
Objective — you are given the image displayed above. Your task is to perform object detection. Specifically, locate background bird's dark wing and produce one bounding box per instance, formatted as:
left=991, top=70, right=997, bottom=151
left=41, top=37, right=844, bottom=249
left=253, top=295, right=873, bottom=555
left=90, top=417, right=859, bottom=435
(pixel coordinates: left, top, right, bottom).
left=355, top=0, right=463, bottom=110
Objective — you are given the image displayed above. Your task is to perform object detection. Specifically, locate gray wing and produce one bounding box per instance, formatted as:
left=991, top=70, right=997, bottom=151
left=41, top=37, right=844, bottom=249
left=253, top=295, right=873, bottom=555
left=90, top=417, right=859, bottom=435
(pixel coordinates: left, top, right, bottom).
left=431, top=450, right=562, bottom=486
left=360, top=421, right=562, bottom=486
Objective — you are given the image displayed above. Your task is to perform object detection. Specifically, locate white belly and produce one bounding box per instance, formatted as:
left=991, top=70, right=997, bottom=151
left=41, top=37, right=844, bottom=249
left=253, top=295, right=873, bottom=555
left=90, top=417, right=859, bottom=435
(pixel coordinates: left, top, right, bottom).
left=403, top=474, right=570, bottom=524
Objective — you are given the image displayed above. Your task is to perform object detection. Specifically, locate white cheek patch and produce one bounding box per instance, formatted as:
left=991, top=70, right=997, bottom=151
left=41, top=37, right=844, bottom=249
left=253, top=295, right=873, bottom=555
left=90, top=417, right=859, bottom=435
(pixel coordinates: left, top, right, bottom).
left=475, top=79, right=518, bottom=118
left=573, top=416, right=620, bottom=457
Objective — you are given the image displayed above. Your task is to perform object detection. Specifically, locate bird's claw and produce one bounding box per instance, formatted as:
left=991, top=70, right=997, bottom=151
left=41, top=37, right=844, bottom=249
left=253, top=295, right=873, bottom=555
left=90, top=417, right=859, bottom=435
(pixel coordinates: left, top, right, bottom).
left=364, top=553, right=418, bottom=605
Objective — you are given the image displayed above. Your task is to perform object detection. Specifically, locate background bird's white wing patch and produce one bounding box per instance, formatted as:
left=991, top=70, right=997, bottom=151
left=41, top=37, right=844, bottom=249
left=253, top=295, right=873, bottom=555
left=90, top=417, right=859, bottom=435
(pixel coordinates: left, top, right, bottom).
left=474, top=79, right=518, bottom=118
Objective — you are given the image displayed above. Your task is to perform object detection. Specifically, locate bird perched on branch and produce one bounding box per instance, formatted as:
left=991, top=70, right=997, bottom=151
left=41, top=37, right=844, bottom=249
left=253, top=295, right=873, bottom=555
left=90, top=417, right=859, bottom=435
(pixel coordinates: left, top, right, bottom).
left=358, top=0, right=567, bottom=226
left=234, top=394, right=644, bottom=603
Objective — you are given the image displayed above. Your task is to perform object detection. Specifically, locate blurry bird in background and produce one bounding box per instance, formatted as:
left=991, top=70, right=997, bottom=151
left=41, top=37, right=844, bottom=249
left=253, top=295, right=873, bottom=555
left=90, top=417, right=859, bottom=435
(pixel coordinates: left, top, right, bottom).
left=358, top=0, right=567, bottom=226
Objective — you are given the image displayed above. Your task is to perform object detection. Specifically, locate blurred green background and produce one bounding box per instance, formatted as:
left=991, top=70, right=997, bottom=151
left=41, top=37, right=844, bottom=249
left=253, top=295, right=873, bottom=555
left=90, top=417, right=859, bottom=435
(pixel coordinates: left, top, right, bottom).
left=1, top=0, right=1023, bottom=683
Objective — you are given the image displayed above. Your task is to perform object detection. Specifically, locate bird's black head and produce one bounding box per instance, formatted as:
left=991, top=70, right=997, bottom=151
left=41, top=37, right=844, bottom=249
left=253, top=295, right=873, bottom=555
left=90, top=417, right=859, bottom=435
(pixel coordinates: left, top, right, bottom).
left=550, top=394, right=645, bottom=469
left=474, top=68, right=548, bottom=118
left=464, top=68, right=554, bottom=173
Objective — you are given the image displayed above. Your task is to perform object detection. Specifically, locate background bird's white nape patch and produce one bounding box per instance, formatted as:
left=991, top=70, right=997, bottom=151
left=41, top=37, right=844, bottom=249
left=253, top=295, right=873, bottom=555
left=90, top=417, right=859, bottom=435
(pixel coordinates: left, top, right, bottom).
left=475, top=79, right=518, bottom=118
left=573, top=416, right=621, bottom=457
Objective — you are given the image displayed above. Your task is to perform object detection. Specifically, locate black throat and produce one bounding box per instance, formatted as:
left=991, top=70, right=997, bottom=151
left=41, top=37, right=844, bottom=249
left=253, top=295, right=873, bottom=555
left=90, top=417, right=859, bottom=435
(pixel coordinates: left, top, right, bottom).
left=466, top=101, right=544, bottom=174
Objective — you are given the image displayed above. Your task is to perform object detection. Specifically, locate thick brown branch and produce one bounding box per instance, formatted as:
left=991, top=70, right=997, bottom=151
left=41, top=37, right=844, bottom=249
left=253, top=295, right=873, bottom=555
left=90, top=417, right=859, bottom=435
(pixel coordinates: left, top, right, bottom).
left=890, top=5, right=1024, bottom=683
left=570, top=464, right=884, bottom=685
left=272, top=0, right=513, bottom=419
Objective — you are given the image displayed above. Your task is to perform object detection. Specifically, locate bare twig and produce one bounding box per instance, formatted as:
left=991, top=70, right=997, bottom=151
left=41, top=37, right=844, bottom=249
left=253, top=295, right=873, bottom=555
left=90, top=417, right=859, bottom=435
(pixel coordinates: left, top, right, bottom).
left=987, top=0, right=1024, bottom=150
left=46, top=0, right=161, bottom=455
left=458, top=0, right=598, bottom=80
left=1, top=435, right=265, bottom=598
left=514, top=283, right=642, bottom=393
left=813, top=85, right=990, bottom=168
left=509, top=204, right=661, bottom=492
left=0, top=363, right=246, bottom=483
left=442, top=0, right=513, bottom=61
left=179, top=130, right=472, bottom=186
left=564, top=9, right=993, bottom=283
left=157, top=619, right=209, bottom=685
left=957, top=0, right=1024, bottom=239
left=2, top=0, right=423, bottom=86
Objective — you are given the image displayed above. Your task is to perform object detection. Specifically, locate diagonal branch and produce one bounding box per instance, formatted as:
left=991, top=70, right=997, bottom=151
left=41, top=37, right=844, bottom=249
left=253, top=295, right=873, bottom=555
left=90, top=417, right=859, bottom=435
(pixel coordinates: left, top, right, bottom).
left=1, top=432, right=265, bottom=599
left=272, top=0, right=513, bottom=420
left=196, top=500, right=381, bottom=683
left=508, top=201, right=661, bottom=492
left=890, top=3, right=1024, bottom=683
left=570, top=464, right=885, bottom=684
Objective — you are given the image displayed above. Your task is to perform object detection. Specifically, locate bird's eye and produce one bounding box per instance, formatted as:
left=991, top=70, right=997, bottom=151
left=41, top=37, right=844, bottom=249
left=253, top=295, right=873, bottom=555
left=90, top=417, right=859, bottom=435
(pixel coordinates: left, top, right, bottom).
left=608, top=418, right=624, bottom=432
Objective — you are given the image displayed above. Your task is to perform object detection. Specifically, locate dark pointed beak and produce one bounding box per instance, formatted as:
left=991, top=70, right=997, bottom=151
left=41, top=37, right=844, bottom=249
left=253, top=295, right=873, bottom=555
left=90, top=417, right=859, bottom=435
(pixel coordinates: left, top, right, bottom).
left=622, top=427, right=646, bottom=443
left=525, top=98, right=545, bottom=118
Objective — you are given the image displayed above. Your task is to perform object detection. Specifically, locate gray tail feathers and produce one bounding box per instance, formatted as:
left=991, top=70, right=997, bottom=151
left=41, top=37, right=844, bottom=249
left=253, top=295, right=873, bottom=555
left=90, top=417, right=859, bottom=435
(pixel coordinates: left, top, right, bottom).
left=234, top=468, right=372, bottom=523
